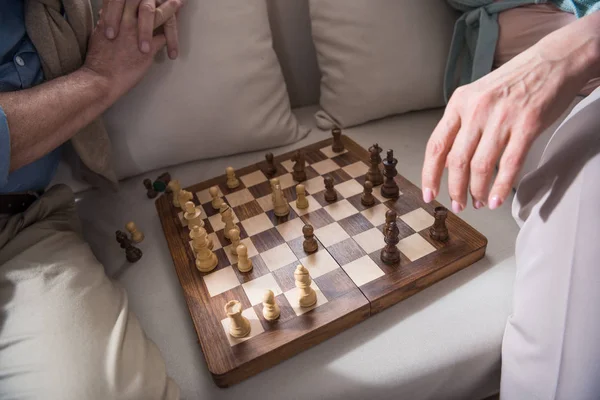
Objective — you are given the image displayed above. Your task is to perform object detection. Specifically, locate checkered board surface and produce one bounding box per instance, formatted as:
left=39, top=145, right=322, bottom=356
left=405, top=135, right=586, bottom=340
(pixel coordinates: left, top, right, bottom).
left=155, top=136, right=487, bottom=387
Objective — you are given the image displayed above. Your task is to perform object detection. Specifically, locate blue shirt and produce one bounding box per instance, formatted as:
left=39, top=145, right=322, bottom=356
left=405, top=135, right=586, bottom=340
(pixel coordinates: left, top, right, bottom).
left=0, top=0, right=62, bottom=193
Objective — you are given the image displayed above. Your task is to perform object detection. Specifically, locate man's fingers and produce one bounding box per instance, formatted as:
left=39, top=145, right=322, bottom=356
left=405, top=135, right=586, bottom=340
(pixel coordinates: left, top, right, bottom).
left=103, top=0, right=125, bottom=39
left=488, top=137, right=530, bottom=209
left=422, top=108, right=461, bottom=203
left=155, top=0, right=185, bottom=29
left=468, top=127, right=508, bottom=209
left=446, top=126, right=482, bottom=213
left=123, top=0, right=142, bottom=26
left=163, top=16, right=179, bottom=59
left=138, top=0, right=156, bottom=53
left=152, top=34, right=168, bottom=57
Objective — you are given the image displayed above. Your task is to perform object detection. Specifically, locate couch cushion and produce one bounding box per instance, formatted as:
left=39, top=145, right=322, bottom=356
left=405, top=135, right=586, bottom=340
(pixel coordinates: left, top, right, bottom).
left=102, top=0, right=308, bottom=179
left=308, top=0, right=457, bottom=130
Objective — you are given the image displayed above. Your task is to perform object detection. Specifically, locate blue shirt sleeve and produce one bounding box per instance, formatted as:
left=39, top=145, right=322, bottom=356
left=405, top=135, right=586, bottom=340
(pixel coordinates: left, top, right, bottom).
left=0, top=105, right=10, bottom=187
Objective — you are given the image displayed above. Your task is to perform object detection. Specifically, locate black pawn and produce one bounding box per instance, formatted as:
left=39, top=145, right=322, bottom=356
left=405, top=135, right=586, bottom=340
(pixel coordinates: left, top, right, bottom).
left=265, top=152, right=277, bottom=177
left=126, top=245, right=143, bottom=263
left=324, top=176, right=337, bottom=202
left=331, top=127, right=345, bottom=153
left=381, top=150, right=399, bottom=199
left=143, top=179, right=158, bottom=199
left=380, top=210, right=400, bottom=265
left=429, top=206, right=449, bottom=242
left=303, top=224, right=318, bottom=254
left=153, top=172, right=171, bottom=193
left=361, top=180, right=375, bottom=207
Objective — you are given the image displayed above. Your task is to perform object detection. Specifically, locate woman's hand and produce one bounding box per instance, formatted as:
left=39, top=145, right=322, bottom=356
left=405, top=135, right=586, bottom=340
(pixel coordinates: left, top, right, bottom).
left=422, top=12, right=600, bottom=212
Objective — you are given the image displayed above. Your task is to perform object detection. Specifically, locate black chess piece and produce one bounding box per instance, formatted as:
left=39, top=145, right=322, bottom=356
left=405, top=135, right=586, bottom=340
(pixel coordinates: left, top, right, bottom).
left=126, top=245, right=143, bottom=263
left=143, top=179, right=158, bottom=199
left=116, top=230, right=131, bottom=249
left=361, top=180, right=375, bottom=207
left=331, top=127, right=345, bottom=153
left=380, top=210, right=400, bottom=265
left=302, top=224, right=318, bottom=254
left=381, top=150, right=399, bottom=199
left=429, top=206, right=449, bottom=242
left=153, top=172, right=171, bottom=193
left=366, top=144, right=384, bottom=186
left=291, top=150, right=307, bottom=182
left=324, top=176, right=337, bottom=202
left=265, top=152, right=277, bottom=177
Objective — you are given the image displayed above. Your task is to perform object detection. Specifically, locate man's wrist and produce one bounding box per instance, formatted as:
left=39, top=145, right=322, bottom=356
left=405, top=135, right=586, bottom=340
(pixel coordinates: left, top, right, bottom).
left=75, top=66, right=115, bottom=110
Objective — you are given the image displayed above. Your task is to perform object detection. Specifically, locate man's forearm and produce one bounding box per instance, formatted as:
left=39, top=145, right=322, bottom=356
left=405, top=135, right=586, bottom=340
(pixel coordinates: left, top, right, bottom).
left=0, top=67, right=111, bottom=172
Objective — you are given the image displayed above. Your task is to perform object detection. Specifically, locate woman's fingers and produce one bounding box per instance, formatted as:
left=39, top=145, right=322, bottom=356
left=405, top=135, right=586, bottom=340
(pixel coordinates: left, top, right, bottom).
left=446, top=125, right=482, bottom=213
left=155, top=0, right=185, bottom=29
left=163, top=16, right=179, bottom=59
left=488, top=135, right=531, bottom=209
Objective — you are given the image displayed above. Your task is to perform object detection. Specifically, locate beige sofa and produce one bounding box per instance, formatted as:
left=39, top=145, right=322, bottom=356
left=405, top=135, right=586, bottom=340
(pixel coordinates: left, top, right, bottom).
left=50, top=1, right=580, bottom=398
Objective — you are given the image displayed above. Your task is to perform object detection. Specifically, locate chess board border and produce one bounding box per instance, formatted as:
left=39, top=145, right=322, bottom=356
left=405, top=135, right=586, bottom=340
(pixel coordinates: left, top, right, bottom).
left=155, top=135, right=487, bottom=387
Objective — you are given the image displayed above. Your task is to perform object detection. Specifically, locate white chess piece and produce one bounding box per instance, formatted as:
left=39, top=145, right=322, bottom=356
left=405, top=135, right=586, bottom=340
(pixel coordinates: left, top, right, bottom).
left=236, top=244, right=253, bottom=272
left=229, top=229, right=241, bottom=256
left=190, top=225, right=213, bottom=252
left=262, top=290, right=280, bottom=321
left=295, top=264, right=317, bottom=307
left=225, top=300, right=250, bottom=338
left=273, top=184, right=290, bottom=217
left=184, top=201, right=203, bottom=228
left=295, top=184, right=309, bottom=209
left=209, top=186, right=224, bottom=210
left=226, top=167, right=240, bottom=189
left=168, top=180, right=182, bottom=207
left=125, top=221, right=144, bottom=243
left=220, top=204, right=239, bottom=240
left=194, top=227, right=218, bottom=273
left=177, top=189, right=193, bottom=210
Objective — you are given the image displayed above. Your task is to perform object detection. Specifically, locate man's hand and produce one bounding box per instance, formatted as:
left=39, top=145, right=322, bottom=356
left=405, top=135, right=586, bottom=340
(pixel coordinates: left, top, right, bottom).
left=421, top=12, right=600, bottom=212
left=84, top=1, right=167, bottom=105
left=103, top=0, right=184, bottom=60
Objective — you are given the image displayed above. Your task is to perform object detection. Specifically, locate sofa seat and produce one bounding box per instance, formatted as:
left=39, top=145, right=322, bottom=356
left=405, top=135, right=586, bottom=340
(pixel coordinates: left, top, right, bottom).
left=73, top=105, right=518, bottom=400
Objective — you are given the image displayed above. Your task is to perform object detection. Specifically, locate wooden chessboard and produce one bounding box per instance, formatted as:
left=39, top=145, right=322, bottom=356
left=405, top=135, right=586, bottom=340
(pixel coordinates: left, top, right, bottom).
left=155, top=135, right=487, bottom=388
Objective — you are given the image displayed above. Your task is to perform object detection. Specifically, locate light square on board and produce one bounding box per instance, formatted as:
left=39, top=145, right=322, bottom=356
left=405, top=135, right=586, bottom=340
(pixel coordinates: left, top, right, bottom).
left=178, top=206, right=207, bottom=227
left=303, top=177, right=325, bottom=196
left=398, top=233, right=436, bottom=261
left=281, top=159, right=309, bottom=173
left=225, top=189, right=255, bottom=208
left=220, top=307, right=265, bottom=346
left=290, top=196, right=322, bottom=216
left=278, top=173, right=296, bottom=190
left=361, top=203, right=390, bottom=227
left=241, top=213, right=274, bottom=237
left=400, top=208, right=435, bottom=233
left=299, top=250, right=339, bottom=279
left=311, top=159, right=341, bottom=175
left=372, top=186, right=393, bottom=203
left=335, top=179, right=364, bottom=198
left=342, top=255, right=385, bottom=287
left=208, top=210, right=239, bottom=232
left=343, top=161, right=369, bottom=178
left=261, top=243, right=298, bottom=272
left=196, top=186, right=223, bottom=205
left=276, top=218, right=307, bottom=242
left=203, top=266, right=240, bottom=297
left=320, top=145, right=348, bottom=159
left=314, top=222, right=350, bottom=247
left=283, top=282, right=328, bottom=316
left=324, top=199, right=359, bottom=221
left=242, top=273, right=283, bottom=306
left=224, top=237, right=259, bottom=264
left=240, top=170, right=268, bottom=188
left=353, top=227, right=385, bottom=254
left=256, top=194, right=274, bottom=212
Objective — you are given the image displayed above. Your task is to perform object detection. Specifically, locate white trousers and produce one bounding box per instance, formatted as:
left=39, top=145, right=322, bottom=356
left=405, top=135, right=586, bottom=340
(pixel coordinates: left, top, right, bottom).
left=0, top=186, right=179, bottom=400
left=501, top=89, right=600, bottom=399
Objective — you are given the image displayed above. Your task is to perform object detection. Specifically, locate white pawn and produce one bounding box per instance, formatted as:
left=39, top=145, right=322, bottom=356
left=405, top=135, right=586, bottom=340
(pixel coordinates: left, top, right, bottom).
left=270, top=178, right=280, bottom=191
left=295, top=184, right=309, bottom=210
left=168, top=180, right=182, bottom=207
left=236, top=243, right=253, bottom=272
left=220, top=204, right=239, bottom=240
left=273, top=184, right=290, bottom=217
left=262, top=290, right=280, bottom=321
left=226, top=167, right=240, bottom=189
left=209, top=186, right=224, bottom=210
left=225, top=300, right=250, bottom=338
left=177, top=189, right=193, bottom=210
left=190, top=225, right=213, bottom=252
left=229, top=228, right=241, bottom=256
left=126, top=221, right=144, bottom=243
left=295, top=264, right=317, bottom=308
left=184, top=201, right=203, bottom=228
left=194, top=227, right=218, bottom=273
